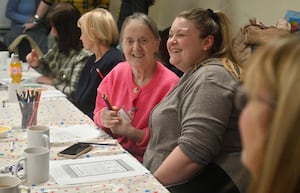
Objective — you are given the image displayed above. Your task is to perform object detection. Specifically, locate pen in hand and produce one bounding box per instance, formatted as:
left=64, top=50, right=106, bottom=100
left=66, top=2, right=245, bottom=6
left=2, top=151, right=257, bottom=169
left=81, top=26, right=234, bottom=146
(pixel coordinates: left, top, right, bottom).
left=28, top=49, right=37, bottom=71
left=102, top=93, right=113, bottom=110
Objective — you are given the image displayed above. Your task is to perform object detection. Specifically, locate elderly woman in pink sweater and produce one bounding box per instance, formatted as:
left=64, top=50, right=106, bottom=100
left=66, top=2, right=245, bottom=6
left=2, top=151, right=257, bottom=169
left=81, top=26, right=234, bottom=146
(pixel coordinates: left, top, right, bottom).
left=93, top=13, right=179, bottom=162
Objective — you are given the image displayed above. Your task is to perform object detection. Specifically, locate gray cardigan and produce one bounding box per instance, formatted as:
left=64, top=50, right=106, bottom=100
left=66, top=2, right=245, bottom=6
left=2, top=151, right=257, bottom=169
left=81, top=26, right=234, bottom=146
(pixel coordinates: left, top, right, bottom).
left=143, top=58, right=248, bottom=192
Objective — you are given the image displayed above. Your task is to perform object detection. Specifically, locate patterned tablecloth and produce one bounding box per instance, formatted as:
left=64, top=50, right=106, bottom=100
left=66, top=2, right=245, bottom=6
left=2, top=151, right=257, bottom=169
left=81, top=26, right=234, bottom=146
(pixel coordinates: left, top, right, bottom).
left=0, top=70, right=169, bottom=193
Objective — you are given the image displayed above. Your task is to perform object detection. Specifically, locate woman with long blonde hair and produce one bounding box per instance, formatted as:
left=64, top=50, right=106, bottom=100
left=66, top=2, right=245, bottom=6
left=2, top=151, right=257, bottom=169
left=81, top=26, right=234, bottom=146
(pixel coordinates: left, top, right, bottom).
left=239, top=34, right=300, bottom=193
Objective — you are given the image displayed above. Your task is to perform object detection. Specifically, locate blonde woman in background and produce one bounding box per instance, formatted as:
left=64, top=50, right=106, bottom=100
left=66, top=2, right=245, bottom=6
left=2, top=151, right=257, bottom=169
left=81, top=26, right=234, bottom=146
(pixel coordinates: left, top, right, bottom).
left=238, top=34, right=300, bottom=193
left=75, top=8, right=124, bottom=119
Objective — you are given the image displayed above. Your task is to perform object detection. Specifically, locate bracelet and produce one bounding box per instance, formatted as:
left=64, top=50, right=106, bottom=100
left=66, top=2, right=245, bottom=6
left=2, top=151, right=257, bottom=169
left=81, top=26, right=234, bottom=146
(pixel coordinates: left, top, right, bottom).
left=32, top=14, right=40, bottom=25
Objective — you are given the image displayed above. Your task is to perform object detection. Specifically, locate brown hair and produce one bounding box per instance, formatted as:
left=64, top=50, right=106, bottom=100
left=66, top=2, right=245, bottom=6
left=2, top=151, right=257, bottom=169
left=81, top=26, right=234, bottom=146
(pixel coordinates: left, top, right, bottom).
left=47, top=3, right=82, bottom=55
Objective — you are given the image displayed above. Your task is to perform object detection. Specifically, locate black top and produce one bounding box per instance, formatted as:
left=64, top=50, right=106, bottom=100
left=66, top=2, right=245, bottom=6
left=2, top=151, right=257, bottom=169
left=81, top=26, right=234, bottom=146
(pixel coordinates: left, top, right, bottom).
left=74, top=47, right=124, bottom=119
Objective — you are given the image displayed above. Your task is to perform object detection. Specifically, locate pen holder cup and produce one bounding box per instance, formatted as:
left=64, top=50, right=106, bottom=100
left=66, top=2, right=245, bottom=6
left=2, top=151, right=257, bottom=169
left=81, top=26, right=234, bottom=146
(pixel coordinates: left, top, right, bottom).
left=19, top=101, right=40, bottom=129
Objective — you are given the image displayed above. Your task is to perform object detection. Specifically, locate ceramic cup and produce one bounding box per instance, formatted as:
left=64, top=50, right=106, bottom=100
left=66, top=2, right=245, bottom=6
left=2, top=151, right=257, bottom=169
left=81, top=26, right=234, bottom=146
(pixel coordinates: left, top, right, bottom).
left=0, top=176, right=30, bottom=193
left=27, top=125, right=50, bottom=149
left=0, top=51, right=9, bottom=66
left=15, top=146, right=49, bottom=185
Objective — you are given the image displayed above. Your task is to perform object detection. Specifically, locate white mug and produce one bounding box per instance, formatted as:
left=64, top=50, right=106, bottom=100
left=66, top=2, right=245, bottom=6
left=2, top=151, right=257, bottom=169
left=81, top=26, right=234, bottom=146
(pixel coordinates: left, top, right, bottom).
left=15, top=146, right=49, bottom=185
left=0, top=176, right=30, bottom=193
left=27, top=125, right=50, bottom=149
left=0, top=51, right=9, bottom=66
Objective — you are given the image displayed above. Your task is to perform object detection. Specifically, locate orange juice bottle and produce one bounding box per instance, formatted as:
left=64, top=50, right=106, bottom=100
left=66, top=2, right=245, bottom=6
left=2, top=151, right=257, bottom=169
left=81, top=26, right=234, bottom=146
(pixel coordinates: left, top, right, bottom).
left=10, top=53, right=22, bottom=83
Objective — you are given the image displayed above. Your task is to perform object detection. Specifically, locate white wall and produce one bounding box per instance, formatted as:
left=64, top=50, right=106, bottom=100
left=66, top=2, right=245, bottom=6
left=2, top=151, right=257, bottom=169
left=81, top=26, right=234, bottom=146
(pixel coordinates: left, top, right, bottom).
left=0, top=0, right=11, bottom=41
left=146, top=0, right=300, bottom=33
left=0, top=0, right=11, bottom=28
left=109, top=0, right=224, bottom=30
left=148, top=0, right=224, bottom=30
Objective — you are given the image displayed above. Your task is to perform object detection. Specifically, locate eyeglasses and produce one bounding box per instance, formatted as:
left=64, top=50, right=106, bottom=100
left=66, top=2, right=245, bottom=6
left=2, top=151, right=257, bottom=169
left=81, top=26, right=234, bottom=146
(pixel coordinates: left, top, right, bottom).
left=234, top=83, right=276, bottom=111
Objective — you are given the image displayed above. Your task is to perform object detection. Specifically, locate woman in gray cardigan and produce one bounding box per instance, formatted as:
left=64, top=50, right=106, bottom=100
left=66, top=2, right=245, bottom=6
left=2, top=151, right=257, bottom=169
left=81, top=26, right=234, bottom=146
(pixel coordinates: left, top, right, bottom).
left=143, top=8, right=248, bottom=193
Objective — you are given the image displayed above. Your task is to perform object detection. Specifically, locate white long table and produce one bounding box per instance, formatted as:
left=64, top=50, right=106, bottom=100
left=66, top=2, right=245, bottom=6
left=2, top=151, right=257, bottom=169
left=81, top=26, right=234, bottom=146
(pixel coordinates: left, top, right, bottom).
left=0, top=67, right=169, bottom=193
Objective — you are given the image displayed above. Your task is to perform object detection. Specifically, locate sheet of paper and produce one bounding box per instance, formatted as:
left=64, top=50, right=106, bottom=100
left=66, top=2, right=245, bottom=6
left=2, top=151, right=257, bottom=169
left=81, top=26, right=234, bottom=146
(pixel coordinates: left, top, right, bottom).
left=50, top=153, right=150, bottom=185
left=50, top=124, right=107, bottom=144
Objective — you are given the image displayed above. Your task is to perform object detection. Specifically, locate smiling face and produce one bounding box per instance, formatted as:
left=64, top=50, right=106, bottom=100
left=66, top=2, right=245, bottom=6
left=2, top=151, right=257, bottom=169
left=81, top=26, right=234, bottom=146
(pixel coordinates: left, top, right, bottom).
left=121, top=21, right=159, bottom=67
left=167, top=17, right=208, bottom=73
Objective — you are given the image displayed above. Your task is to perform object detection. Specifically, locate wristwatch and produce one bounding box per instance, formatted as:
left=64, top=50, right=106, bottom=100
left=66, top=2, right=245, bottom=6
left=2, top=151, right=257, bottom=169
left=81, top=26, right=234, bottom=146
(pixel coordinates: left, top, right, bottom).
left=32, top=14, right=40, bottom=25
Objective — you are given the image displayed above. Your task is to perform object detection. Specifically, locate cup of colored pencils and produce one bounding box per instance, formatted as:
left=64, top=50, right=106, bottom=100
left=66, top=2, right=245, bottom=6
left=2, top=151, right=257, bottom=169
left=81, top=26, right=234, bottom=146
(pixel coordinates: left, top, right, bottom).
left=16, top=89, right=41, bottom=129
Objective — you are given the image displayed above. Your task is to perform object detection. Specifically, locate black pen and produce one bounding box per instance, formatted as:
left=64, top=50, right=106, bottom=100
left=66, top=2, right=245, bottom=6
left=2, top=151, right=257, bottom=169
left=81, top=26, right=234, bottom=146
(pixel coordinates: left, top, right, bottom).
left=78, top=142, right=117, bottom=146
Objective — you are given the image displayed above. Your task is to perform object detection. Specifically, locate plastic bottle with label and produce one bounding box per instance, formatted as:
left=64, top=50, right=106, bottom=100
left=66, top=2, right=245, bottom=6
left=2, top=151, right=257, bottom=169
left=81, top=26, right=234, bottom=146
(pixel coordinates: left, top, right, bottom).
left=10, top=53, right=22, bottom=83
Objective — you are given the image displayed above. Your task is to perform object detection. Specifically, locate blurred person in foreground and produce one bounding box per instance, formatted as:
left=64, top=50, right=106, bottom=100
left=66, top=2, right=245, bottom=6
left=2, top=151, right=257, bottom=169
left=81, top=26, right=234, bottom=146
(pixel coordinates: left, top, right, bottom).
left=26, top=3, right=90, bottom=102
left=93, top=13, right=179, bottom=162
left=143, top=8, right=248, bottom=193
left=238, top=34, right=300, bottom=193
left=75, top=8, right=124, bottom=119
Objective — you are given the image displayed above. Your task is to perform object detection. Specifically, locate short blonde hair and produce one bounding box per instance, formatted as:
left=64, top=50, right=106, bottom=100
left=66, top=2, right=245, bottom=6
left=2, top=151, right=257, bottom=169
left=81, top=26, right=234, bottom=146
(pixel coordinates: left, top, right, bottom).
left=78, top=8, right=119, bottom=47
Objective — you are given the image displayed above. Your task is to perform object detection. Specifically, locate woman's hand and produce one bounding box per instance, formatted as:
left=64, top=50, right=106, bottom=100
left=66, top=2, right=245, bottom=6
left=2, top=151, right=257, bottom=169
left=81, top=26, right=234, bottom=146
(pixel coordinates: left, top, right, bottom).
left=100, top=108, right=145, bottom=141
left=23, top=22, right=36, bottom=32
left=36, top=76, right=53, bottom=85
left=26, top=49, right=39, bottom=68
left=109, top=116, right=132, bottom=136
